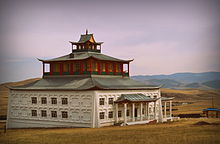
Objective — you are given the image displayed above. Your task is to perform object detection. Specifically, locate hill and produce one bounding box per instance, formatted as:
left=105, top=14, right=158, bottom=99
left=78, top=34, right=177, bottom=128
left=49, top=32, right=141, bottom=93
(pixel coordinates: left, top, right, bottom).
left=132, top=72, right=220, bottom=89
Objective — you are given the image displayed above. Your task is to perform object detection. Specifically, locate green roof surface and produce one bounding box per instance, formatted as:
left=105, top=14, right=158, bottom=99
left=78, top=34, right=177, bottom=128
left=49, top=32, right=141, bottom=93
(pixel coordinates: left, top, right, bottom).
left=39, top=52, right=132, bottom=62
left=9, top=76, right=159, bottom=90
left=115, top=93, right=157, bottom=102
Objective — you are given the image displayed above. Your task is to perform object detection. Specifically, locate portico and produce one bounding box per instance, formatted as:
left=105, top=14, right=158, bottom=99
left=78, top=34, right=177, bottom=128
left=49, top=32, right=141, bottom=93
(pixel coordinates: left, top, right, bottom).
left=161, top=97, right=174, bottom=122
left=114, top=94, right=159, bottom=125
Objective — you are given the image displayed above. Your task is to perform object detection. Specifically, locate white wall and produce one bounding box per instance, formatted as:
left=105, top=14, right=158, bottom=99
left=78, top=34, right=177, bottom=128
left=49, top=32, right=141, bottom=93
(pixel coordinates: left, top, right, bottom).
left=7, top=90, right=95, bottom=128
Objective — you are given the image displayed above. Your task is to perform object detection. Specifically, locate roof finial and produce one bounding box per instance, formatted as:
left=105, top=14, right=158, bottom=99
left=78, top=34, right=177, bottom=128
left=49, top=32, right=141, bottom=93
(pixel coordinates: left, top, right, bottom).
left=86, top=29, right=88, bottom=35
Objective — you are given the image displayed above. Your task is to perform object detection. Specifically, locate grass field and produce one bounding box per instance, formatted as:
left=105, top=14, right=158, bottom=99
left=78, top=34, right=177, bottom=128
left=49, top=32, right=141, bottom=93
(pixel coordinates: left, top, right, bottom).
left=0, top=118, right=220, bottom=144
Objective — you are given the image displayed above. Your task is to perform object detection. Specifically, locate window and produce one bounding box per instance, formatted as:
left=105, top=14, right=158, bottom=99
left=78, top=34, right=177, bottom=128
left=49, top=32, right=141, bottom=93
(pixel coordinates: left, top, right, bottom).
left=31, top=97, right=37, bottom=104
left=41, top=97, right=47, bottom=104
left=108, top=111, right=113, bottom=118
left=99, top=112, right=105, bottom=119
left=101, top=63, right=105, bottom=72
left=99, top=98, right=104, bottom=105
left=118, top=111, right=122, bottom=117
left=142, top=108, right=145, bottom=115
left=108, top=98, right=113, bottom=105
left=51, top=98, right=57, bottom=104
left=75, top=62, right=80, bottom=72
left=62, top=111, right=68, bottom=118
left=127, top=110, right=130, bottom=116
left=41, top=110, right=47, bottom=117
left=51, top=111, right=57, bottom=118
left=116, top=64, right=121, bottom=72
left=108, top=63, right=113, bottom=72
left=63, top=63, right=70, bottom=72
left=62, top=98, right=68, bottom=105
left=31, top=110, right=37, bottom=116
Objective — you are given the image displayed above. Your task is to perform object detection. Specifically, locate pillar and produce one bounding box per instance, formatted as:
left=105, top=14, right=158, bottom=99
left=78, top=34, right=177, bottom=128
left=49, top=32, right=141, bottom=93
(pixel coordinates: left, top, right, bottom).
left=50, top=63, right=53, bottom=75
left=115, top=103, right=118, bottom=123
left=60, top=63, right=63, bottom=75
left=169, top=101, right=172, bottom=118
left=43, top=62, right=45, bottom=74
left=124, top=103, right=127, bottom=124
left=154, top=101, right=157, bottom=119
left=105, top=63, right=108, bottom=75
left=128, top=63, right=130, bottom=76
left=98, top=62, right=100, bottom=75
left=132, top=103, right=135, bottom=122
left=140, top=103, right=143, bottom=121
left=121, top=63, right=124, bottom=76
left=164, top=102, right=167, bottom=119
left=146, top=102, right=148, bottom=120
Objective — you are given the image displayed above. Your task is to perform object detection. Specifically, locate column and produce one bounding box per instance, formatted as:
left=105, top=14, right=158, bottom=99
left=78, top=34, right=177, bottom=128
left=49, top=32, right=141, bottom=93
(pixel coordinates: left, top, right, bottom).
left=43, top=62, right=45, bottom=74
left=124, top=103, right=127, bottom=124
left=121, top=63, right=124, bottom=76
left=169, top=101, right=172, bottom=118
left=140, top=103, right=143, bottom=121
left=60, top=63, right=63, bottom=75
left=164, top=102, right=167, bottom=119
left=154, top=101, right=157, bottom=119
left=132, top=103, right=135, bottom=121
left=128, top=63, right=130, bottom=76
left=145, top=102, right=148, bottom=120
left=50, top=63, right=53, bottom=75
left=115, top=103, right=118, bottom=123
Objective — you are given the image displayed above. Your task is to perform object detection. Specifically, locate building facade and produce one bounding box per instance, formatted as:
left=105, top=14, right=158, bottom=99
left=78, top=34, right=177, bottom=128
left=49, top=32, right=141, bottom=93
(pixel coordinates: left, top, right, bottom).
left=7, top=31, right=173, bottom=128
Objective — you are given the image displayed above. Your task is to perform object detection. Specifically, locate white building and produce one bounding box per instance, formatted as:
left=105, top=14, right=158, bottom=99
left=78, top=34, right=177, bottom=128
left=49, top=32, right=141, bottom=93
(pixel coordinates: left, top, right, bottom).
left=7, top=31, right=174, bottom=128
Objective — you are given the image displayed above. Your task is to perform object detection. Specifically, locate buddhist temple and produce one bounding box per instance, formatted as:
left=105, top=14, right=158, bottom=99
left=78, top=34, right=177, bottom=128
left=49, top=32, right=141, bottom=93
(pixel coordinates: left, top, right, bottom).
left=7, top=30, right=174, bottom=128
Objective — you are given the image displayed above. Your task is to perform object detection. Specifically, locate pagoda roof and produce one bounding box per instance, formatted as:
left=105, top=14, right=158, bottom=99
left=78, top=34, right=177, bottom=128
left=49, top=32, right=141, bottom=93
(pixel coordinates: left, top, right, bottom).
left=9, top=76, right=159, bottom=91
left=38, top=52, right=133, bottom=62
left=70, top=34, right=103, bottom=44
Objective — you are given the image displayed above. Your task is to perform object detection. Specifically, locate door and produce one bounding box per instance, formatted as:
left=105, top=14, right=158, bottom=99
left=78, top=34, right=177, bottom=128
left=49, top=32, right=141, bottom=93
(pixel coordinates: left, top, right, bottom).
left=135, top=108, right=138, bottom=117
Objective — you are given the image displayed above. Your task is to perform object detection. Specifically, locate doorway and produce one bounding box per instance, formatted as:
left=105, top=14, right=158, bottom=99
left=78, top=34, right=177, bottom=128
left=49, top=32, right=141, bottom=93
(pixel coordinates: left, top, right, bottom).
left=135, top=108, right=138, bottom=117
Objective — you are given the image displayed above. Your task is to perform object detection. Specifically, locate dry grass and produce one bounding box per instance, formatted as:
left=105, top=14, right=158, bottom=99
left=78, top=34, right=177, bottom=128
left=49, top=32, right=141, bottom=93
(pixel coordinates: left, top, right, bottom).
left=0, top=118, right=220, bottom=144
left=161, top=88, right=220, bottom=115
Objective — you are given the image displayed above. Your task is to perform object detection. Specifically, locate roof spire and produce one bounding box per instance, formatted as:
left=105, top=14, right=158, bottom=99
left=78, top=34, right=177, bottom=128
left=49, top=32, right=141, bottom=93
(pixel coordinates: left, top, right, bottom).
left=86, top=29, right=88, bottom=35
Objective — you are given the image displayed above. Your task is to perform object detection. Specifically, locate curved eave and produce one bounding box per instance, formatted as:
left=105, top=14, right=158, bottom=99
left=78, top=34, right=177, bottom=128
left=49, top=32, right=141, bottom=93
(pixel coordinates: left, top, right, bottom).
left=69, top=41, right=104, bottom=44
left=37, top=56, right=133, bottom=63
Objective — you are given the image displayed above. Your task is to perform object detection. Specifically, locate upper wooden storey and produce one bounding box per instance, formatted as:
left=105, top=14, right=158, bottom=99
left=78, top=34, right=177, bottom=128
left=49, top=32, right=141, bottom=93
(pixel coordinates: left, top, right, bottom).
left=39, top=31, right=133, bottom=77
left=69, top=30, right=103, bottom=53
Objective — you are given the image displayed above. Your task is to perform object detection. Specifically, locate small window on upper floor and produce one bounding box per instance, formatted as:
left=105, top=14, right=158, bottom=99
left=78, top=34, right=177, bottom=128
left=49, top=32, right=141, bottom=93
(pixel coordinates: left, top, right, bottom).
left=51, top=98, right=57, bottom=104
left=108, top=98, right=113, bottom=105
left=99, top=98, right=104, bottom=105
left=41, top=97, right=47, bottom=104
left=62, top=98, right=68, bottom=105
left=31, top=97, right=37, bottom=104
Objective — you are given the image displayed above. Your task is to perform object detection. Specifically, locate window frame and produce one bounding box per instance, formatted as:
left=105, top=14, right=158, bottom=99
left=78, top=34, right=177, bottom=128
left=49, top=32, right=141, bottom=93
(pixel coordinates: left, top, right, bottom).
left=31, top=110, right=37, bottom=117
left=99, top=98, right=105, bottom=105
left=31, top=97, right=37, bottom=104
left=41, top=110, right=47, bottom=117
left=108, top=98, right=113, bottom=105
left=61, top=111, right=68, bottom=118
left=51, top=111, right=57, bottom=118
left=108, top=111, right=113, bottom=118
left=99, top=112, right=105, bottom=119
left=61, top=98, right=68, bottom=105
left=51, top=97, right=57, bottom=104
left=41, top=97, right=47, bottom=104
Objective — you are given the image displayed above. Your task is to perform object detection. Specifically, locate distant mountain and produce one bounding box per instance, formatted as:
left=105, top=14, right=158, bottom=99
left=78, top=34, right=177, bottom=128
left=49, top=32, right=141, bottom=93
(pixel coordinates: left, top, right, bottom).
left=131, top=72, right=220, bottom=89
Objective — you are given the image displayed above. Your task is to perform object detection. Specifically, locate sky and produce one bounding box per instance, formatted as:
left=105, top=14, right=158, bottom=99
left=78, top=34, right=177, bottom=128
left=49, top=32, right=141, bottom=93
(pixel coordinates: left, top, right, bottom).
left=0, top=0, right=220, bottom=83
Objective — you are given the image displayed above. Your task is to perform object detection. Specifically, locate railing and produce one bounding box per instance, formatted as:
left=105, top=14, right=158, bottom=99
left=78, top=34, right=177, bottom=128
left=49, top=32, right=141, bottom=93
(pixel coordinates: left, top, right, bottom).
left=44, top=71, right=129, bottom=77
